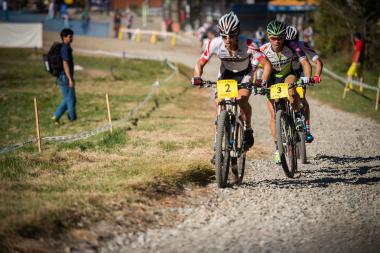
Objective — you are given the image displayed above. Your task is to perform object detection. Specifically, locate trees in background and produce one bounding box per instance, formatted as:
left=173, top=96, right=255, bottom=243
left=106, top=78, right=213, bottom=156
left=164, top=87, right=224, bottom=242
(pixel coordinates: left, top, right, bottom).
left=314, top=0, right=380, bottom=70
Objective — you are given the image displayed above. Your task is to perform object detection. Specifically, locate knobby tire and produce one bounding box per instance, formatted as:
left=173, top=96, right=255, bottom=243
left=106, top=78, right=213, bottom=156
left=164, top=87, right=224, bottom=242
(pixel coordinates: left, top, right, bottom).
left=276, top=110, right=297, bottom=178
left=215, top=110, right=230, bottom=188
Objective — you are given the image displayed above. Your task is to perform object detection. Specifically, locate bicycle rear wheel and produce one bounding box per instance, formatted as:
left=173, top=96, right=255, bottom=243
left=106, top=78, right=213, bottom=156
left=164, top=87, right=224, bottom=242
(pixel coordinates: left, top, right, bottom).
left=297, top=131, right=307, bottom=164
left=231, top=121, right=246, bottom=184
left=215, top=110, right=230, bottom=188
left=276, top=110, right=297, bottom=178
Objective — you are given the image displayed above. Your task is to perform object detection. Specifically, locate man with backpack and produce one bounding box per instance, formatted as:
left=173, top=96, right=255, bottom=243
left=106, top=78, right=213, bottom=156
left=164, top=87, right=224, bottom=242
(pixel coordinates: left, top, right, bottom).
left=51, top=28, right=76, bottom=124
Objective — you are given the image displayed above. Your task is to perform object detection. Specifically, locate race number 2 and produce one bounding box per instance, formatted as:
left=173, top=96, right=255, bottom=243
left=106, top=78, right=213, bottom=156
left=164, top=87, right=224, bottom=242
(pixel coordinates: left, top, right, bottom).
left=217, top=79, right=238, bottom=99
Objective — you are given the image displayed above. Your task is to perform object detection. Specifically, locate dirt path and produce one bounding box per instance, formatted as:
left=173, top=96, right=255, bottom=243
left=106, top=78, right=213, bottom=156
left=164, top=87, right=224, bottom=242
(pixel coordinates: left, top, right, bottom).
left=62, top=34, right=380, bottom=253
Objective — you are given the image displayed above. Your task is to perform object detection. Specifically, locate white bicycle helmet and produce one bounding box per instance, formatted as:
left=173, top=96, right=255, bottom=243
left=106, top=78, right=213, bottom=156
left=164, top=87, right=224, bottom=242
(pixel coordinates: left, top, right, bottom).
left=218, top=12, right=240, bottom=36
left=286, top=25, right=298, bottom=40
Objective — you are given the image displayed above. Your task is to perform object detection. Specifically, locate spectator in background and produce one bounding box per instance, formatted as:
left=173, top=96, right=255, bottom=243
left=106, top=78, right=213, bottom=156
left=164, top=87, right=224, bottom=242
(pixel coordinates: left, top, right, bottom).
left=201, top=28, right=216, bottom=53
left=81, top=7, right=90, bottom=34
left=347, top=32, right=365, bottom=89
left=2, top=0, right=9, bottom=21
left=303, top=24, right=314, bottom=47
left=113, top=9, right=122, bottom=38
left=124, top=8, right=134, bottom=39
left=46, top=0, right=55, bottom=20
left=63, top=11, right=70, bottom=28
left=60, top=3, right=67, bottom=18
left=254, top=26, right=266, bottom=47
left=196, top=17, right=214, bottom=50
left=104, top=0, right=110, bottom=16
left=165, top=16, right=173, bottom=32
left=52, top=28, right=77, bottom=124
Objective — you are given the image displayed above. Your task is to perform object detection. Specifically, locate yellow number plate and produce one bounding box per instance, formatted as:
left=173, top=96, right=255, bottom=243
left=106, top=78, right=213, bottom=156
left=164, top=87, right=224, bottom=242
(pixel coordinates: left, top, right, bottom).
left=217, top=79, right=238, bottom=99
left=270, top=83, right=289, bottom=99
left=296, top=87, right=304, bottom=99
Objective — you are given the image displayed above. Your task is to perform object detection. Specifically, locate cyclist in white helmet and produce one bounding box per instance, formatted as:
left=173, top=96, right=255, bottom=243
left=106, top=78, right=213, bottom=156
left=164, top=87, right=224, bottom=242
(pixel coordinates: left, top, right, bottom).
left=286, top=25, right=324, bottom=143
left=191, top=12, right=272, bottom=157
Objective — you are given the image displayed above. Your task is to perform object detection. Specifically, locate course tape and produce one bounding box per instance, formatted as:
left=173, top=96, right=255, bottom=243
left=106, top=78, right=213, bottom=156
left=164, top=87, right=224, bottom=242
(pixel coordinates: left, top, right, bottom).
left=314, top=63, right=378, bottom=91
left=41, top=124, right=112, bottom=143
left=0, top=138, right=36, bottom=155
left=127, top=81, right=159, bottom=119
left=0, top=57, right=178, bottom=155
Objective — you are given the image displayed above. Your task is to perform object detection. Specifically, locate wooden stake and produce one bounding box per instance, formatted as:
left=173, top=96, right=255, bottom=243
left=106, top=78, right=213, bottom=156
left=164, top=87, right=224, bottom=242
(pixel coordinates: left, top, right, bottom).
left=34, top=97, right=41, bottom=152
left=342, top=79, right=349, bottom=99
left=359, top=77, right=364, bottom=94
left=106, top=93, right=113, bottom=133
left=376, top=77, right=380, bottom=111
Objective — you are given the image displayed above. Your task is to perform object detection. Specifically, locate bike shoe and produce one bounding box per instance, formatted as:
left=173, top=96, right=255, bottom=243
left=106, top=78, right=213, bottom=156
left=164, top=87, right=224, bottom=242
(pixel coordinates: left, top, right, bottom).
left=305, top=132, right=314, bottom=143
left=274, top=150, right=281, bottom=164
left=294, top=117, right=304, bottom=131
left=243, top=129, right=254, bottom=150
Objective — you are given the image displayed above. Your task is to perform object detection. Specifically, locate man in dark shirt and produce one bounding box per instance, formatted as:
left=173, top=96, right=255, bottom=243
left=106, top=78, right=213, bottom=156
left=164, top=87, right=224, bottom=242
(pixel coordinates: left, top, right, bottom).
left=52, top=28, right=76, bottom=124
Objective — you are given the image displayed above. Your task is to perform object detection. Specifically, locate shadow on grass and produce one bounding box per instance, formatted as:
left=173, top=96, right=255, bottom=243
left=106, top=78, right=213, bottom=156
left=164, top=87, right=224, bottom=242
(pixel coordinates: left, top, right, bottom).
left=131, top=161, right=214, bottom=199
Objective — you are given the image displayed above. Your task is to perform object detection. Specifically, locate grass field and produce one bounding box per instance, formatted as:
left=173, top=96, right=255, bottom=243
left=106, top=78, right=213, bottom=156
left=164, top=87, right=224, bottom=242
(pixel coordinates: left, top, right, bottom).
left=0, top=49, right=215, bottom=252
left=308, top=54, right=380, bottom=123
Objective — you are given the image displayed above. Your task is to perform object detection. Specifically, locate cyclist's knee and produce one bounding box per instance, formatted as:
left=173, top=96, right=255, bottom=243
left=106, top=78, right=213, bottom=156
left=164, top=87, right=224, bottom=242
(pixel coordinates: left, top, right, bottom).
left=288, top=87, right=297, bottom=97
left=238, top=96, right=250, bottom=108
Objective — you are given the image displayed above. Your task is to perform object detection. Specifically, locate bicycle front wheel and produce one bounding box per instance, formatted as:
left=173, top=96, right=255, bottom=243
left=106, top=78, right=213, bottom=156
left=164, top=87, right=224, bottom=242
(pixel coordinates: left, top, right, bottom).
left=215, top=110, right=230, bottom=188
left=231, top=121, right=246, bottom=184
left=276, top=110, right=297, bottom=178
left=297, top=131, right=307, bottom=164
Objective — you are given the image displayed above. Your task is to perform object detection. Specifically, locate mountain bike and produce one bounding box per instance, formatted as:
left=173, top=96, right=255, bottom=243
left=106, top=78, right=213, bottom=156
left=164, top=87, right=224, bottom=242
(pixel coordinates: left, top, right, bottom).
left=296, top=107, right=307, bottom=164
left=253, top=79, right=314, bottom=178
left=200, top=80, right=251, bottom=188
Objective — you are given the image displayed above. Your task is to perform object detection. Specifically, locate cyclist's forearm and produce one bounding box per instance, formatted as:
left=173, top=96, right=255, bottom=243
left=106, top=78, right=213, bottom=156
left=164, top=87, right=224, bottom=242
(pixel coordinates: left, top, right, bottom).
left=260, top=58, right=272, bottom=82
left=315, top=58, right=323, bottom=77
left=300, top=59, right=311, bottom=77
left=194, top=60, right=205, bottom=77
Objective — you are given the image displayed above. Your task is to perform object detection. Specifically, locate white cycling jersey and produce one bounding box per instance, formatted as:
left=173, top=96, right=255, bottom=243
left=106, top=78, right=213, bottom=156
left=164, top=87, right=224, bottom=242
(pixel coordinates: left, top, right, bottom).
left=260, top=42, right=306, bottom=77
left=200, top=35, right=265, bottom=82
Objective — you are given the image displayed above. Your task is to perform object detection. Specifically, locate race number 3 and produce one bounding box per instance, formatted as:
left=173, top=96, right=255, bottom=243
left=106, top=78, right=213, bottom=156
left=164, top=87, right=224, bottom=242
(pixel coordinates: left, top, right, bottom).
left=217, top=79, right=238, bottom=99
left=270, top=83, right=289, bottom=99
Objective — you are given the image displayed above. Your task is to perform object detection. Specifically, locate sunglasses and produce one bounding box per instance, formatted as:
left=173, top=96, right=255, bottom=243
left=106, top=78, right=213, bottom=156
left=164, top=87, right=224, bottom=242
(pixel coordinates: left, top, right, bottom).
left=268, top=36, right=284, bottom=41
left=221, top=34, right=238, bottom=40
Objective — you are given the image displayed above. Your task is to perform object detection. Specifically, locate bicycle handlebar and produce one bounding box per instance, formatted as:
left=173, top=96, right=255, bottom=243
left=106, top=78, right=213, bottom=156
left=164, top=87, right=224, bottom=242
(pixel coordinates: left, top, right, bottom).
left=199, top=80, right=253, bottom=90
left=195, top=78, right=317, bottom=95
left=253, top=77, right=318, bottom=96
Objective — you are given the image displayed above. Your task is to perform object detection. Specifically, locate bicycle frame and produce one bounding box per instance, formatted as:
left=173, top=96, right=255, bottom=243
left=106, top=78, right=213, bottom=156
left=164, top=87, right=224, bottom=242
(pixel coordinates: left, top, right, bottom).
left=217, top=97, right=243, bottom=158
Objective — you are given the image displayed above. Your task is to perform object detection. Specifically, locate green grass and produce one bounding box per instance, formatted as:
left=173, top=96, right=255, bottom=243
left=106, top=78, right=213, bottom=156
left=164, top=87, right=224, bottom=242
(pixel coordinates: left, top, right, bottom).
left=57, top=129, right=128, bottom=152
left=0, top=48, right=178, bottom=147
left=0, top=48, right=214, bottom=251
left=308, top=53, right=380, bottom=122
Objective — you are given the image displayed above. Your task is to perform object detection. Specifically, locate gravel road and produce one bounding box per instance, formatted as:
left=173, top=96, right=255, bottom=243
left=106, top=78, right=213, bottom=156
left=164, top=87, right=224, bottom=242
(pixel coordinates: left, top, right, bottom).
left=64, top=34, right=380, bottom=253
left=100, top=95, right=380, bottom=253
